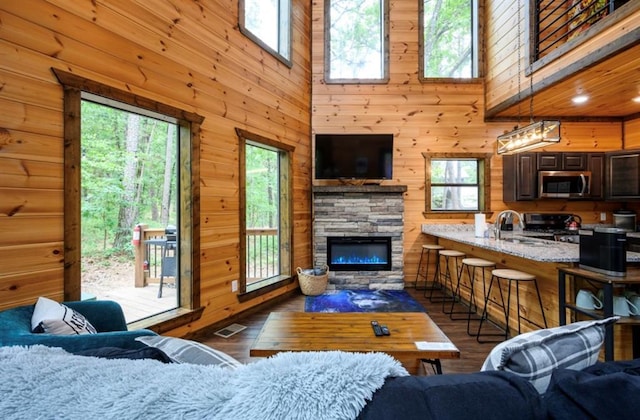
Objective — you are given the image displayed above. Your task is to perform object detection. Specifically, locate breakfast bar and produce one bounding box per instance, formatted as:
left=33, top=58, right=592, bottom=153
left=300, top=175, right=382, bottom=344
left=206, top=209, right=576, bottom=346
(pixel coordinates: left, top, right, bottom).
left=421, top=224, right=640, bottom=359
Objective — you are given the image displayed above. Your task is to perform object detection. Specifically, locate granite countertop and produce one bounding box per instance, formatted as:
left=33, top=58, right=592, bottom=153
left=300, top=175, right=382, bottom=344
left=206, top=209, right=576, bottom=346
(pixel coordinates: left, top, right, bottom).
left=421, top=224, right=640, bottom=263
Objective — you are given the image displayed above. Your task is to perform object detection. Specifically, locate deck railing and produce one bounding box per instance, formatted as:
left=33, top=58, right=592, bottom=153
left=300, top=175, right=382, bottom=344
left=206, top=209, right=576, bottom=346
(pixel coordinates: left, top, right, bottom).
left=246, top=228, right=279, bottom=284
left=535, top=0, right=625, bottom=61
left=133, top=225, right=278, bottom=287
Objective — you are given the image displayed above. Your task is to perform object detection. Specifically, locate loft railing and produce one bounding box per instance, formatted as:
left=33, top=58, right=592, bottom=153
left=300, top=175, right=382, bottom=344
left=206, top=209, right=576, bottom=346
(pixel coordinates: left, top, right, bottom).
left=535, top=0, right=627, bottom=61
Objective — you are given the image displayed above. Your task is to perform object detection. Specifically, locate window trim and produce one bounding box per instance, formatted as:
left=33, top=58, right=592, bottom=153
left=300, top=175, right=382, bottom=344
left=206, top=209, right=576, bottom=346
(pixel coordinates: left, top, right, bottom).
left=236, top=128, right=294, bottom=301
left=418, top=0, right=483, bottom=83
left=52, top=68, right=203, bottom=328
left=324, top=0, right=390, bottom=84
left=238, top=0, right=293, bottom=68
left=422, top=152, right=492, bottom=218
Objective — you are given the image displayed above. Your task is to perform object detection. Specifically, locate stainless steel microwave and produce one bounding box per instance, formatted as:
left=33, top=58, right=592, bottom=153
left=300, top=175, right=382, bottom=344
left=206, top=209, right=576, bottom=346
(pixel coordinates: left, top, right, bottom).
left=538, top=170, right=591, bottom=198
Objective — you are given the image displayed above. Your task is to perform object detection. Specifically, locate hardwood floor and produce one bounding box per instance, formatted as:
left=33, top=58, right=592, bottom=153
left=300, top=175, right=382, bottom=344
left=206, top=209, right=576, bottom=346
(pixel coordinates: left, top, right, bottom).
left=198, top=287, right=504, bottom=374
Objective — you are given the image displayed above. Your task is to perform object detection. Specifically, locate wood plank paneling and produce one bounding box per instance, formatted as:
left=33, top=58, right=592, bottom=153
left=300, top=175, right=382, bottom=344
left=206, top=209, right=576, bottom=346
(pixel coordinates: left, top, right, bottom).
left=0, top=0, right=636, bottom=340
left=311, top=0, right=628, bottom=287
left=0, top=1, right=312, bottom=328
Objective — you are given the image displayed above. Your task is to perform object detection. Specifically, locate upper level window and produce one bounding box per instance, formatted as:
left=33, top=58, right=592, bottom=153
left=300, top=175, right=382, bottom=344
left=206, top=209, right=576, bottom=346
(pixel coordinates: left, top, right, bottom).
left=420, top=0, right=479, bottom=80
left=423, top=153, right=491, bottom=216
left=239, top=0, right=292, bottom=66
left=324, top=0, right=390, bottom=83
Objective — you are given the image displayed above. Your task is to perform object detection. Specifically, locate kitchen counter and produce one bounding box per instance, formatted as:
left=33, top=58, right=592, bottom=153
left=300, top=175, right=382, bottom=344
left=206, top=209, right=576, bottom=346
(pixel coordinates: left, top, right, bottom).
left=420, top=224, right=640, bottom=360
left=421, top=224, right=640, bottom=263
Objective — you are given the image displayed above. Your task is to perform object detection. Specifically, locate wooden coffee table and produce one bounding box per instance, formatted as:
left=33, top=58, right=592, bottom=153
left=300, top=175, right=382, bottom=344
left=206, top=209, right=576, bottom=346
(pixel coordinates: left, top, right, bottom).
left=249, top=312, right=460, bottom=374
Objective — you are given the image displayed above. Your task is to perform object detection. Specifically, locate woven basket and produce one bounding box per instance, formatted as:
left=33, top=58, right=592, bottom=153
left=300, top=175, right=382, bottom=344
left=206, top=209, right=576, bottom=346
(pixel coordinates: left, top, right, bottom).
left=297, top=265, right=329, bottom=296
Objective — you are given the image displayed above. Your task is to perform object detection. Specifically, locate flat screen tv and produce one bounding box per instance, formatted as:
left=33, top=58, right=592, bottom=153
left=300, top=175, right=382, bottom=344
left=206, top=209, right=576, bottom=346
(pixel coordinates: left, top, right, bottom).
left=314, top=134, right=393, bottom=180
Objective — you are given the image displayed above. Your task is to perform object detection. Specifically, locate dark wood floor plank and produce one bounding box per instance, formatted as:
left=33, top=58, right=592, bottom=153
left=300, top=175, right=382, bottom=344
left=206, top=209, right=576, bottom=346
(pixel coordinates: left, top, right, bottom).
left=198, top=287, right=502, bottom=374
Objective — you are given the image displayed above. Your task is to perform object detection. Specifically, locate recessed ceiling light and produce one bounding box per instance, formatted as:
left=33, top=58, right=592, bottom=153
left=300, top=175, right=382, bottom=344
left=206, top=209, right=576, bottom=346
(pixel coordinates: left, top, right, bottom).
left=572, top=95, right=589, bottom=104
left=633, top=96, right=640, bottom=103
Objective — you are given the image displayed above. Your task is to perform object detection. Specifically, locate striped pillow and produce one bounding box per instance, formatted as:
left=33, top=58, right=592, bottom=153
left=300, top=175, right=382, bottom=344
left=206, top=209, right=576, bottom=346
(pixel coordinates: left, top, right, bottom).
left=135, top=336, right=242, bottom=369
left=481, top=317, right=618, bottom=394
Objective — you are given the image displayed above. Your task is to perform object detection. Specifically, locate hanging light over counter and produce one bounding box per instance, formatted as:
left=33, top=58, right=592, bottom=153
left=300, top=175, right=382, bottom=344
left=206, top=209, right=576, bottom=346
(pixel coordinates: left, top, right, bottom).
left=496, top=2, right=561, bottom=155
left=497, top=120, right=561, bottom=155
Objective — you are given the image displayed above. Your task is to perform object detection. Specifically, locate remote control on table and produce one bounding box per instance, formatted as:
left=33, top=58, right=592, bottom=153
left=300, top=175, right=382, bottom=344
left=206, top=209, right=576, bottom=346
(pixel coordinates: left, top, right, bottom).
left=371, top=320, right=384, bottom=336
left=380, top=325, right=390, bottom=336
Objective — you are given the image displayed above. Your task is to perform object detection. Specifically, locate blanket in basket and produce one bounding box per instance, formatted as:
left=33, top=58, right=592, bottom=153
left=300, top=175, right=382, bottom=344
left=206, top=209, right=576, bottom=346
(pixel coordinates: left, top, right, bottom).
left=0, top=345, right=408, bottom=420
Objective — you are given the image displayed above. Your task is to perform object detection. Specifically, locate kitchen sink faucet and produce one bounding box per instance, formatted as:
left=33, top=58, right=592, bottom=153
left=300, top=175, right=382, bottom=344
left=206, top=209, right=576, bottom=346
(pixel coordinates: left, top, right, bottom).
left=494, top=210, right=525, bottom=240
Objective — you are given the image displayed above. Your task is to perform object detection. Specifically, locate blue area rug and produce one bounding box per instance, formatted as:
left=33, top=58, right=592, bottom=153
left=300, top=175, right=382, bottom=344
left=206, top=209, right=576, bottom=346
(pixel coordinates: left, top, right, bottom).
left=305, top=289, right=426, bottom=313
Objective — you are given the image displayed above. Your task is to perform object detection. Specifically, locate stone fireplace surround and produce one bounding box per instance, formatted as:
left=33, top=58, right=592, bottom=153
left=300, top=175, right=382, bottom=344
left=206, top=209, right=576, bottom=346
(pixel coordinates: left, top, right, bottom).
left=312, top=185, right=407, bottom=289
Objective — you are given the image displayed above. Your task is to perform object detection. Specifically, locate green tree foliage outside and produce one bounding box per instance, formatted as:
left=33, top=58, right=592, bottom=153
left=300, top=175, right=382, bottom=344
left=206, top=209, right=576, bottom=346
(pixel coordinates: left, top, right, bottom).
left=245, top=144, right=280, bottom=278
left=81, top=101, right=177, bottom=258
left=423, top=0, right=473, bottom=78
left=327, top=0, right=473, bottom=80
left=329, top=0, right=384, bottom=79
left=431, top=159, right=479, bottom=210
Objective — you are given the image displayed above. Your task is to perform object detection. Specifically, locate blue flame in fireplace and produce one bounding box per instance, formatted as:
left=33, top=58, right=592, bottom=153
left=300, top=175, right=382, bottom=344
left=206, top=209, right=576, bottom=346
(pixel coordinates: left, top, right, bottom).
left=327, top=236, right=391, bottom=270
left=331, top=255, right=388, bottom=265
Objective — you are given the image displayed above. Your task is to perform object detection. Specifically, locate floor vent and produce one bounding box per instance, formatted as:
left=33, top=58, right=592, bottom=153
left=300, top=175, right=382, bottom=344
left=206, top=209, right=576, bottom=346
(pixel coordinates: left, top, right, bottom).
left=214, top=323, right=247, bottom=338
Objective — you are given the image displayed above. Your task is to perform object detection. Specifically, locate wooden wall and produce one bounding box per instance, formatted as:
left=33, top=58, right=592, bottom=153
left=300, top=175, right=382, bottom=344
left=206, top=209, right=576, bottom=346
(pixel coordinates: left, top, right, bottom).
left=312, top=1, right=632, bottom=285
left=1, top=0, right=638, bottom=336
left=0, top=0, right=312, bottom=335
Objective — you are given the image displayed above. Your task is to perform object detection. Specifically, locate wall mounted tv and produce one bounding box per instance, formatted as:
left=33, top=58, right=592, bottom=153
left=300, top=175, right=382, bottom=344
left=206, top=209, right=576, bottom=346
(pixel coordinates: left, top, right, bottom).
left=314, top=134, right=393, bottom=180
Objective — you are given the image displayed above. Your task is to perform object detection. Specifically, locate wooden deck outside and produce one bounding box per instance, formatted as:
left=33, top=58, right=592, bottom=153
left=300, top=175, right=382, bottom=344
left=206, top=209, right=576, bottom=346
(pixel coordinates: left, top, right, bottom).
left=87, top=283, right=178, bottom=324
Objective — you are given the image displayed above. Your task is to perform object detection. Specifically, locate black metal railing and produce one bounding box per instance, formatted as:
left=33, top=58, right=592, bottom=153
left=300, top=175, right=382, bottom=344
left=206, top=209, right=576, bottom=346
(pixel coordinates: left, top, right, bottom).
left=535, top=0, right=628, bottom=60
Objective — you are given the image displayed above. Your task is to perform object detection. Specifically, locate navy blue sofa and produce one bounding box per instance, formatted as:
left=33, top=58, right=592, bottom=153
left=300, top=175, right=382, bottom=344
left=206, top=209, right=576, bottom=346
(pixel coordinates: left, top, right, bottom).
left=0, top=300, right=157, bottom=353
left=358, top=358, right=640, bottom=420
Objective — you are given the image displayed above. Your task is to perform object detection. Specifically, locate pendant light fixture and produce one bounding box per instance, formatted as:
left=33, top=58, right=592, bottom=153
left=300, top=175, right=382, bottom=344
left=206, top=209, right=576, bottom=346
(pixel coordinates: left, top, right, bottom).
left=497, top=2, right=560, bottom=155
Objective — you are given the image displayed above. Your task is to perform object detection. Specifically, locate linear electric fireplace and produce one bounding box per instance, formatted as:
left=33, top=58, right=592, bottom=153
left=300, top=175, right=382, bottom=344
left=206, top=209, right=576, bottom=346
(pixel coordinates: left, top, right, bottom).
left=327, top=236, right=392, bottom=271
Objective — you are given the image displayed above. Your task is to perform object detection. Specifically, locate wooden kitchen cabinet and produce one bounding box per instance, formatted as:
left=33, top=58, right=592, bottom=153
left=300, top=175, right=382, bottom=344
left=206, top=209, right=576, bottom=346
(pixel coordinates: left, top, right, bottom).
left=537, top=153, right=562, bottom=170
left=504, top=152, right=604, bottom=201
left=607, top=151, right=640, bottom=200
left=537, top=152, right=587, bottom=171
left=503, top=153, right=536, bottom=201
left=587, top=152, right=605, bottom=200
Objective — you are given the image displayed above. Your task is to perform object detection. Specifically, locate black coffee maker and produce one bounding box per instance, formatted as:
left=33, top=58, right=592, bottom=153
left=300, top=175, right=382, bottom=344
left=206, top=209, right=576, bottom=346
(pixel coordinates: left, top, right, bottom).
left=579, top=227, right=627, bottom=276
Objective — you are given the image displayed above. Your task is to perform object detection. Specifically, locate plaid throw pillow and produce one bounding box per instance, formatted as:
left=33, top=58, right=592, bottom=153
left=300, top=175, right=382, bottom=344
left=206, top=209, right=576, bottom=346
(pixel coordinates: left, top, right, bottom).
left=481, top=316, right=618, bottom=394
left=135, top=336, right=242, bottom=368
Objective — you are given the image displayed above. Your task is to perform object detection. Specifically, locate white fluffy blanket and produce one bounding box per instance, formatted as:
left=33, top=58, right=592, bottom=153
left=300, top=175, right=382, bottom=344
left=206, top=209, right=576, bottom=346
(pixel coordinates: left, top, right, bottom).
left=0, top=345, right=408, bottom=420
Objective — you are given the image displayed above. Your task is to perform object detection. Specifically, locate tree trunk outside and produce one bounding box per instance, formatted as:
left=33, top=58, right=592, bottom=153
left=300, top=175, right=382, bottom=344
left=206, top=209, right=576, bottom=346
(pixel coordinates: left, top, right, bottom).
left=113, top=113, right=141, bottom=248
left=161, top=124, right=175, bottom=227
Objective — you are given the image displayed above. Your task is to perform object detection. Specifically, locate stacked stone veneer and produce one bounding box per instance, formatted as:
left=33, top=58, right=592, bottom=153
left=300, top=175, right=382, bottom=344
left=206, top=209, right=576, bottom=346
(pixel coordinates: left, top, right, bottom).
left=312, top=185, right=407, bottom=289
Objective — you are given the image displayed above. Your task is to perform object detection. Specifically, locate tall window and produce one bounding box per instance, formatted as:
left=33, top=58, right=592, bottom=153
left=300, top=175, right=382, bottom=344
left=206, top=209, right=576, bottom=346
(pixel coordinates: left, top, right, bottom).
left=80, top=97, right=180, bottom=321
left=325, top=0, right=390, bottom=83
left=420, top=0, right=479, bottom=80
left=55, top=69, right=202, bottom=326
left=239, top=0, right=292, bottom=66
left=237, top=129, right=294, bottom=296
left=423, top=153, right=491, bottom=215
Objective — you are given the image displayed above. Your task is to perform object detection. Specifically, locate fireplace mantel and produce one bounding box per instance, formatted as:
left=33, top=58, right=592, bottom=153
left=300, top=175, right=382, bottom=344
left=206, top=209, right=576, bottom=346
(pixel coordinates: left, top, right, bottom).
left=312, top=185, right=407, bottom=194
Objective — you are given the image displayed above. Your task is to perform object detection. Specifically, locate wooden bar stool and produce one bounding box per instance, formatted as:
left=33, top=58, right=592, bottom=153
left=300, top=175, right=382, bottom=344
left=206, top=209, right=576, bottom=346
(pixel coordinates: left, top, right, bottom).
left=415, top=244, right=444, bottom=290
left=432, top=249, right=465, bottom=308
left=477, top=268, right=548, bottom=343
left=446, top=258, right=496, bottom=334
